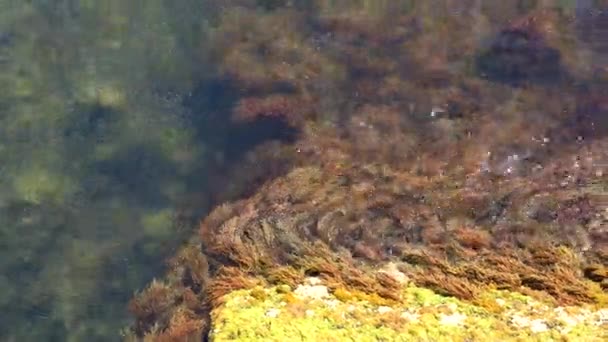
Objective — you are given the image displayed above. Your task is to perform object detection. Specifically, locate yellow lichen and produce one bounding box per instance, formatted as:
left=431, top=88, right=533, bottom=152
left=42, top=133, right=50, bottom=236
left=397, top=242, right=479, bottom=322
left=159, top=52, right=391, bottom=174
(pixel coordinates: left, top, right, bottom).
left=209, top=280, right=608, bottom=341
left=332, top=287, right=354, bottom=302
left=250, top=286, right=268, bottom=301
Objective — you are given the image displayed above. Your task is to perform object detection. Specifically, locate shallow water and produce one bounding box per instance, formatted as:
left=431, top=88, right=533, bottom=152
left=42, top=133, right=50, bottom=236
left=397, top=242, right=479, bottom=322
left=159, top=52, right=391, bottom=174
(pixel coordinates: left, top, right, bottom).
left=0, top=1, right=606, bottom=341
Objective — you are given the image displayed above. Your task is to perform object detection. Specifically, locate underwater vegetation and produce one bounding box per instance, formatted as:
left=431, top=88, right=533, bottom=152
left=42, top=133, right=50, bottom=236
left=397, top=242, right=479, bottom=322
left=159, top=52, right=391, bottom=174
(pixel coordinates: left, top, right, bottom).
left=123, top=1, right=608, bottom=341
left=0, top=0, right=606, bottom=341
left=0, top=2, right=208, bottom=340
left=0, top=1, right=297, bottom=340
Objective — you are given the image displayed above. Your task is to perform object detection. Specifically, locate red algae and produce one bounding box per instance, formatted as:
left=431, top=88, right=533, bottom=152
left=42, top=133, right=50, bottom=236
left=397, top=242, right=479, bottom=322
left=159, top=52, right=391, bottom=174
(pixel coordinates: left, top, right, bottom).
left=126, top=3, right=608, bottom=340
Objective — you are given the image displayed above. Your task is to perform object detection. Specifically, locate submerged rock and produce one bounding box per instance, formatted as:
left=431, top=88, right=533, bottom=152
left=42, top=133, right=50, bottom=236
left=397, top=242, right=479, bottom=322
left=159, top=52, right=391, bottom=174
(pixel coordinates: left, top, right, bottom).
left=124, top=4, right=608, bottom=341
left=476, top=28, right=563, bottom=85
left=476, top=10, right=567, bottom=85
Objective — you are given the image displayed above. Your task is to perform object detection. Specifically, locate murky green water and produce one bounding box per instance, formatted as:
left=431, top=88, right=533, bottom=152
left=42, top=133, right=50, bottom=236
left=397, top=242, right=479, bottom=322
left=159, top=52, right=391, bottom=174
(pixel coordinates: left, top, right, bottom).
left=0, top=1, right=606, bottom=341
left=0, top=1, right=215, bottom=340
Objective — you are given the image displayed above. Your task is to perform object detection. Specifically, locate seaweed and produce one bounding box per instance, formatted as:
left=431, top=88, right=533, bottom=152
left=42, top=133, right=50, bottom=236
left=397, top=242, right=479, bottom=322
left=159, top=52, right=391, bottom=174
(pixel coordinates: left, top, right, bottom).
left=124, top=2, right=608, bottom=340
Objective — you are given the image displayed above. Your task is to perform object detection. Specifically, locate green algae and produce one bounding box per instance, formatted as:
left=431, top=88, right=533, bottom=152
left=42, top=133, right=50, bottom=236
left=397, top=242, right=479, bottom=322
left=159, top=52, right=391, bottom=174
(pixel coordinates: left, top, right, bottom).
left=210, top=281, right=608, bottom=342
left=0, top=1, right=213, bottom=340
left=13, top=166, right=78, bottom=205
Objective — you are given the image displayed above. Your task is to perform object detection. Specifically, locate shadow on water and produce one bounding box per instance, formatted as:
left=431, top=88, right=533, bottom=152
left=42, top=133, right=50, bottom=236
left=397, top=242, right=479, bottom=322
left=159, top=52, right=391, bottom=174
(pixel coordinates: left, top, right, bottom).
left=475, top=23, right=570, bottom=86
left=63, top=103, right=120, bottom=141
left=95, top=146, right=176, bottom=208
left=183, top=77, right=299, bottom=161
left=64, top=84, right=299, bottom=208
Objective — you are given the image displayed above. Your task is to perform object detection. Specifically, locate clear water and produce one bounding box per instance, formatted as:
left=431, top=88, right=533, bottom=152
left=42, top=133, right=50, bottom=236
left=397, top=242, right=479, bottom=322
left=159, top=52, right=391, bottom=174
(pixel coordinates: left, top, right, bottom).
left=0, top=1, right=605, bottom=341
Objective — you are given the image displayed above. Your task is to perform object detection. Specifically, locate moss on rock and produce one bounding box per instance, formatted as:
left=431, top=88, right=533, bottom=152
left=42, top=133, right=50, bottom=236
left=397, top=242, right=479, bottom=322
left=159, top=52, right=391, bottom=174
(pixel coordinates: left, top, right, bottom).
left=210, top=276, right=608, bottom=341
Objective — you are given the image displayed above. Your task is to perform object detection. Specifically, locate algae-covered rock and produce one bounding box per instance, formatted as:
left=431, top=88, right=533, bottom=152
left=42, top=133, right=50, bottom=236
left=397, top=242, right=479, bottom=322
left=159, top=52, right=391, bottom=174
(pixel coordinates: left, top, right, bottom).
left=126, top=2, right=608, bottom=341
left=210, top=276, right=608, bottom=342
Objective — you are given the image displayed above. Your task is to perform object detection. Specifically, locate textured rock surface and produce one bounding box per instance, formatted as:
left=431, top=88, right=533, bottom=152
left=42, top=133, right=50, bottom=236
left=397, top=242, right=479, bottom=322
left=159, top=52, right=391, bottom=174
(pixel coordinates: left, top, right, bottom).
left=210, top=275, right=608, bottom=341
